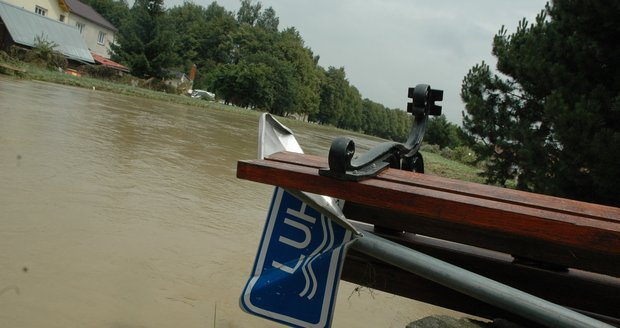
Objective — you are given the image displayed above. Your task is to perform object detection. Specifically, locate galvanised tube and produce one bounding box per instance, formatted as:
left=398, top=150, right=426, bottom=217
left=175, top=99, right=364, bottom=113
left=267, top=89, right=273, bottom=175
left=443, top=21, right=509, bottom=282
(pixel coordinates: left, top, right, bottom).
left=351, top=233, right=613, bottom=328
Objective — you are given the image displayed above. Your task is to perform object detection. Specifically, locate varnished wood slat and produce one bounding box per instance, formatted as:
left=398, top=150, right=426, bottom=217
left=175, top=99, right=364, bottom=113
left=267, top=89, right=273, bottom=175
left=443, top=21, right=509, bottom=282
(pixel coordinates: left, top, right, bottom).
left=343, top=202, right=620, bottom=276
left=236, top=152, right=620, bottom=276
left=265, top=151, right=620, bottom=222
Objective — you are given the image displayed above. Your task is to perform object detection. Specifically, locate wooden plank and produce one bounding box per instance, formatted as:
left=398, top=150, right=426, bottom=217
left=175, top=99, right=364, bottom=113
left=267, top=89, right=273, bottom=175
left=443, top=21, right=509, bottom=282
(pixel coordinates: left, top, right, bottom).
left=236, top=151, right=620, bottom=276
left=0, top=63, right=26, bottom=75
left=343, top=202, right=619, bottom=275
left=341, top=225, right=620, bottom=324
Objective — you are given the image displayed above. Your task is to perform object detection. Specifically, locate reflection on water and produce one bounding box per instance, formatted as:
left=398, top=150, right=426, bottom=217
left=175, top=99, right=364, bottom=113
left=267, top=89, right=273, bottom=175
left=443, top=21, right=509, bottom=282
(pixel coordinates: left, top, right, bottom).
left=0, top=77, right=455, bottom=327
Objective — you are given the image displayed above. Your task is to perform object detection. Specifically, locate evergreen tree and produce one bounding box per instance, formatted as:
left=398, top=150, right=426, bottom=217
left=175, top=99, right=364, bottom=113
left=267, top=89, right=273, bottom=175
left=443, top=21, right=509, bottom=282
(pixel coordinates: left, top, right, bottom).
left=78, top=0, right=129, bottom=28
left=425, top=115, right=463, bottom=149
left=461, top=0, right=620, bottom=205
left=111, top=0, right=177, bottom=78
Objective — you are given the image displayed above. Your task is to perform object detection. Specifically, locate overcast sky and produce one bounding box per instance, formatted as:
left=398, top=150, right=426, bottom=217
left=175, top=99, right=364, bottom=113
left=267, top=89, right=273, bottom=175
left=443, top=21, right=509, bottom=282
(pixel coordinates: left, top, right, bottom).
left=164, top=0, right=548, bottom=124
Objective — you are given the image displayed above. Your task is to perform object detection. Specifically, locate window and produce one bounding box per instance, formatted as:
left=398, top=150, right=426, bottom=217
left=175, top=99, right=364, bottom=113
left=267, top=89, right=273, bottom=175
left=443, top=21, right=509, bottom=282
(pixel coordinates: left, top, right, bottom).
left=59, top=14, right=65, bottom=22
left=35, top=6, right=47, bottom=16
left=76, top=22, right=85, bottom=34
left=97, top=31, right=106, bottom=45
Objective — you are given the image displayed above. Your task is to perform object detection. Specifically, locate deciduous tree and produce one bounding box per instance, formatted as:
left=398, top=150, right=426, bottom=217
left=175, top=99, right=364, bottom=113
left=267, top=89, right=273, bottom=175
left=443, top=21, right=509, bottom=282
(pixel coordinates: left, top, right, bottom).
left=425, top=114, right=463, bottom=149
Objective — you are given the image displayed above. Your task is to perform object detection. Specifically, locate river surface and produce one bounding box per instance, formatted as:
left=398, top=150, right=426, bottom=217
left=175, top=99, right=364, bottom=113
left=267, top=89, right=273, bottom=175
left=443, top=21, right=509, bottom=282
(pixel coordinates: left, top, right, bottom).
left=0, top=77, right=458, bottom=327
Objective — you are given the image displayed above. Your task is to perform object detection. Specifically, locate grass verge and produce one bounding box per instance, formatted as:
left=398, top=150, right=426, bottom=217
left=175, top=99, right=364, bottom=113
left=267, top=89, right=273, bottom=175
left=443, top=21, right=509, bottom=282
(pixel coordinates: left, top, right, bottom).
left=422, top=151, right=485, bottom=183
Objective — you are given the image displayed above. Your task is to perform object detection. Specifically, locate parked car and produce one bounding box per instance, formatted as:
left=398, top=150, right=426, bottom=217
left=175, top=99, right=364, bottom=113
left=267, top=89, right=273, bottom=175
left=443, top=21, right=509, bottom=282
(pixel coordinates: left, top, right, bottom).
left=191, top=89, right=215, bottom=100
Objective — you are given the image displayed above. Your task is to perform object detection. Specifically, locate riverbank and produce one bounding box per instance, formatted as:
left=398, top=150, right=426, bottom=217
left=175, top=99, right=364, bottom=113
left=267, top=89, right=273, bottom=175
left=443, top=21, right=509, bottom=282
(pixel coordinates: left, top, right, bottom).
left=0, top=60, right=229, bottom=110
left=0, top=60, right=484, bottom=183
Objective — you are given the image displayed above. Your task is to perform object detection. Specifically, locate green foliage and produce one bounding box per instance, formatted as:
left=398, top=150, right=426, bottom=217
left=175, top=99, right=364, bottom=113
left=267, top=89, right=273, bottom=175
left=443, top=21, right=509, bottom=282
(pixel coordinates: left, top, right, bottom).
left=109, top=0, right=413, bottom=143
left=359, top=99, right=411, bottom=141
left=339, top=85, right=363, bottom=131
left=461, top=0, right=620, bottom=206
left=25, top=35, right=67, bottom=69
left=193, top=2, right=319, bottom=116
left=168, top=2, right=238, bottom=83
left=212, top=61, right=274, bottom=108
left=79, top=64, right=119, bottom=79
left=0, top=50, right=26, bottom=76
left=425, top=114, right=464, bottom=149
left=421, top=151, right=485, bottom=184
left=78, top=0, right=129, bottom=28
left=111, top=0, right=177, bottom=78
left=420, top=143, right=441, bottom=154
left=312, top=66, right=348, bottom=125
left=440, top=146, right=478, bottom=165
left=0, top=50, right=9, bottom=63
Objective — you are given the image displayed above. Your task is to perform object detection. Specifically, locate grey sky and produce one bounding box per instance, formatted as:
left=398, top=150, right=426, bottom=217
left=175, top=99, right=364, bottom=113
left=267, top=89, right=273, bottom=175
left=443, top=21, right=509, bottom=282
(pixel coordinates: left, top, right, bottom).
left=165, top=0, right=548, bottom=124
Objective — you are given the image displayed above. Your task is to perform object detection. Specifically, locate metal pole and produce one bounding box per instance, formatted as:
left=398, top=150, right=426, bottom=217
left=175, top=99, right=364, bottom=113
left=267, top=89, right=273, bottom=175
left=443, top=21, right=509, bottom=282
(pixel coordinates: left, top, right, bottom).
left=351, top=233, right=613, bottom=328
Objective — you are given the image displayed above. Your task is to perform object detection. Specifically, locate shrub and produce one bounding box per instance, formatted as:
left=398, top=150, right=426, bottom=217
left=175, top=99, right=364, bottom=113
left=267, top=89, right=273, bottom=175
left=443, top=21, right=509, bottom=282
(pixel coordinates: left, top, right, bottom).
left=452, top=146, right=477, bottom=164
left=439, top=145, right=478, bottom=165
left=148, top=78, right=177, bottom=93
left=79, top=65, right=119, bottom=79
left=0, top=50, right=9, bottom=62
left=8, top=45, right=28, bottom=60
left=420, top=143, right=441, bottom=154
left=24, top=35, right=67, bottom=70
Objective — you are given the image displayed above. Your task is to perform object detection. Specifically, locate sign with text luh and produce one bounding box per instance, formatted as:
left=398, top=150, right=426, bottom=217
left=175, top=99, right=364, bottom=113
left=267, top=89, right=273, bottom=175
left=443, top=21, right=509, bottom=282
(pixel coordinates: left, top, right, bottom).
left=240, top=187, right=353, bottom=327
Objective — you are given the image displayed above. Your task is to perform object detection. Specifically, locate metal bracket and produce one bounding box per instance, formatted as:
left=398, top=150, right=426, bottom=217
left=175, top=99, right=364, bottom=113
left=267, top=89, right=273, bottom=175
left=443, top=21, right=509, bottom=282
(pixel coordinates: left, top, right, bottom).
left=319, top=84, right=443, bottom=181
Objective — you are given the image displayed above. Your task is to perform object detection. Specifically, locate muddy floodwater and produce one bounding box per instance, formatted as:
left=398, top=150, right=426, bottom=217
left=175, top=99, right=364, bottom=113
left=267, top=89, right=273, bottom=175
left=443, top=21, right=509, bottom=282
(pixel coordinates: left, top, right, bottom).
left=0, top=77, right=459, bottom=327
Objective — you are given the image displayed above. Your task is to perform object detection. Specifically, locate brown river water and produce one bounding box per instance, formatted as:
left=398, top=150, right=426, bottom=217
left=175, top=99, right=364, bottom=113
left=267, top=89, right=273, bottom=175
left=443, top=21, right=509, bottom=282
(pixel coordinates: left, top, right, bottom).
left=0, top=77, right=459, bottom=327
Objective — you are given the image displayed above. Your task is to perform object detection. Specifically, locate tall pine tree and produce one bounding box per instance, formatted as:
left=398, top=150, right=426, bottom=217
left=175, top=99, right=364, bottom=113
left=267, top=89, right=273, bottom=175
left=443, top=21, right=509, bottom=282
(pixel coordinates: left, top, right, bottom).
left=461, top=0, right=620, bottom=206
left=111, top=0, right=177, bottom=78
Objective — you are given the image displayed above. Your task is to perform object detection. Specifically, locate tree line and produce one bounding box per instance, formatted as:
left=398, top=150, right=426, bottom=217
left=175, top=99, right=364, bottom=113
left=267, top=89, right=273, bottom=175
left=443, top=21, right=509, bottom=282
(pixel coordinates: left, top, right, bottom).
left=81, top=0, right=414, bottom=142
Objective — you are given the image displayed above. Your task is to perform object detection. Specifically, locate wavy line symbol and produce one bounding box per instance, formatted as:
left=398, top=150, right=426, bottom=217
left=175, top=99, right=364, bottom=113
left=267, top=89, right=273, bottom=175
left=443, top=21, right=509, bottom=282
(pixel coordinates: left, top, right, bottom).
left=298, top=214, right=335, bottom=300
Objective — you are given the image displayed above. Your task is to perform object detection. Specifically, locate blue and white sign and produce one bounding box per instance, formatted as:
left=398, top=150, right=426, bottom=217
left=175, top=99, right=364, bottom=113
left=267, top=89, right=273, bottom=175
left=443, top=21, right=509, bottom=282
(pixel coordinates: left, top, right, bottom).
left=241, top=187, right=353, bottom=327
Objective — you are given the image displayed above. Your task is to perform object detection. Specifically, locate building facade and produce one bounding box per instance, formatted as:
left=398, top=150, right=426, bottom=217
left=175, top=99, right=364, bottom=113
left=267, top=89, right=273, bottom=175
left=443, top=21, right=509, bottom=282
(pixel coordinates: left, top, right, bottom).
left=5, top=0, right=68, bottom=21
left=64, top=0, right=116, bottom=59
left=0, top=1, right=94, bottom=63
left=1, top=0, right=116, bottom=58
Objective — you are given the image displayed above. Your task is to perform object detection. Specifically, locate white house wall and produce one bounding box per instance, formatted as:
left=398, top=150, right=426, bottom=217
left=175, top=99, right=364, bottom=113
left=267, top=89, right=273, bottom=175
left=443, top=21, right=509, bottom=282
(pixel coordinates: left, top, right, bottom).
left=2, top=0, right=67, bottom=21
left=68, top=14, right=114, bottom=58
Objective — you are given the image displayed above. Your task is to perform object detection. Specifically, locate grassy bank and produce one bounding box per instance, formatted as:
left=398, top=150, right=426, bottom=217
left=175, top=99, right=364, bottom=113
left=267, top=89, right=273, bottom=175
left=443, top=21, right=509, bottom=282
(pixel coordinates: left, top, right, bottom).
left=0, top=59, right=237, bottom=110
left=1, top=60, right=485, bottom=183
left=423, top=152, right=485, bottom=183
